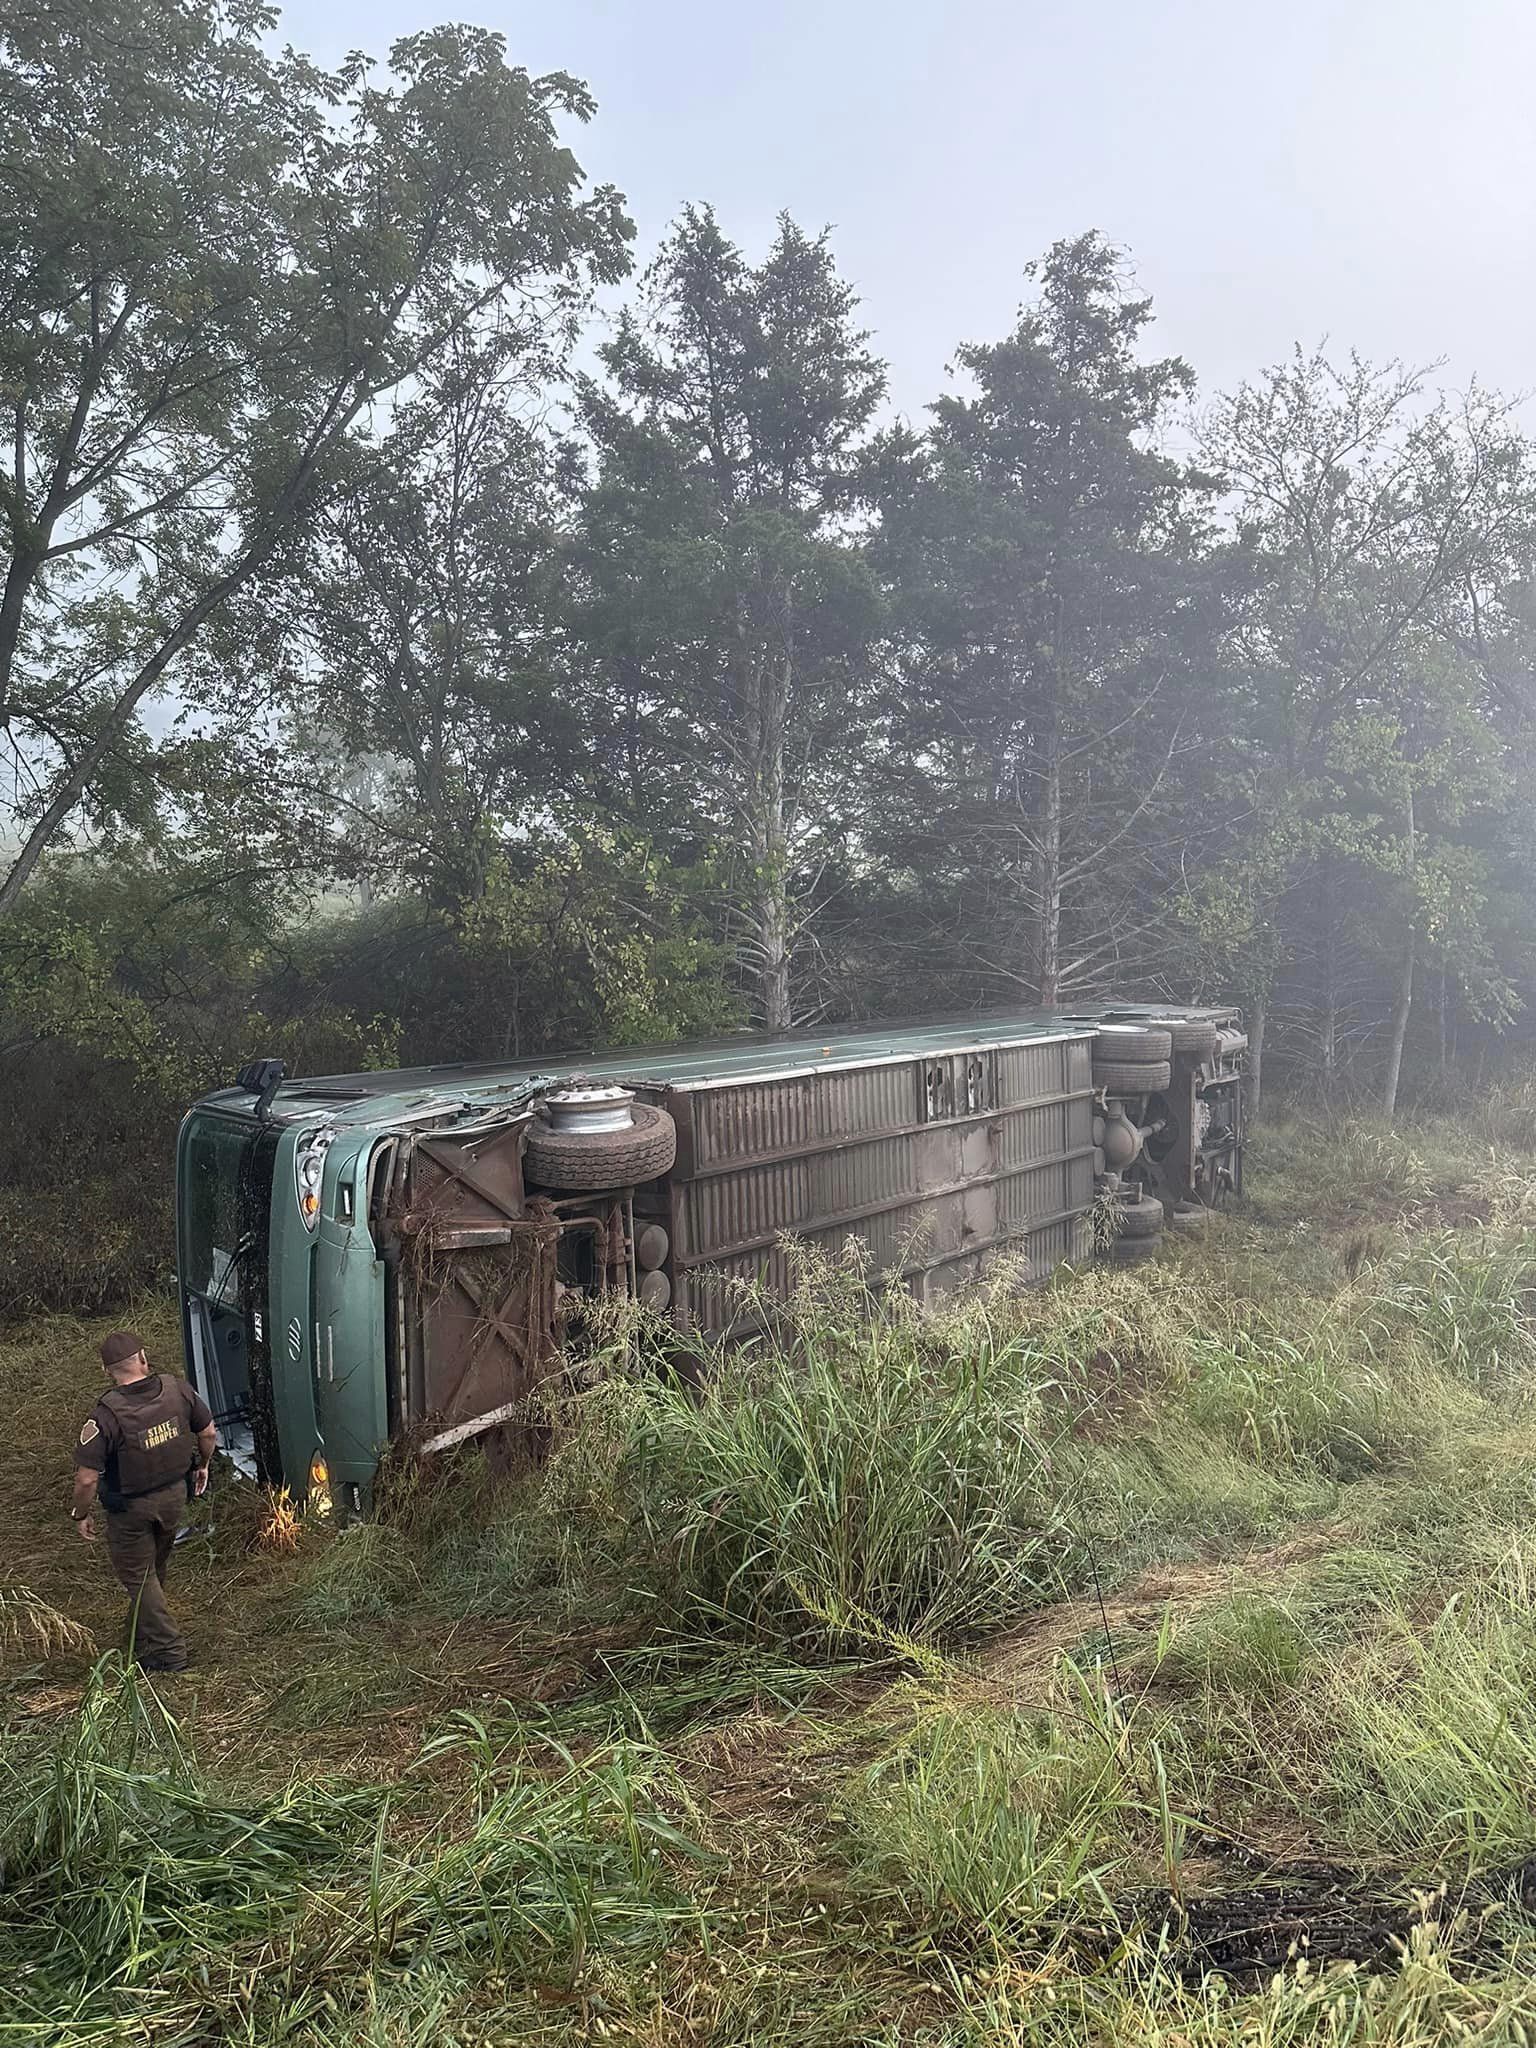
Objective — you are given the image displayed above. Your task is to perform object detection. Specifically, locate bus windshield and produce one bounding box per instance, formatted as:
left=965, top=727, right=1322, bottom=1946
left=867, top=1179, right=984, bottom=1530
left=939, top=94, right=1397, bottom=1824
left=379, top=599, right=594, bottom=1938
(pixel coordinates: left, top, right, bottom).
left=179, top=1109, right=277, bottom=1480
left=180, top=1112, right=257, bottom=1300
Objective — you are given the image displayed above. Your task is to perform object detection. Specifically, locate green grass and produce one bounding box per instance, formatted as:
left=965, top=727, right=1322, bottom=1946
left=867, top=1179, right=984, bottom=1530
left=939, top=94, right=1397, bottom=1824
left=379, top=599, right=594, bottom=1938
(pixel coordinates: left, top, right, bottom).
left=843, top=1672, right=1163, bottom=1939
left=18, top=1087, right=1536, bottom=2041
left=1319, top=1534, right=1536, bottom=1865
left=603, top=1252, right=1089, bottom=1651
left=0, top=1657, right=706, bottom=2045
left=1368, top=1232, right=1536, bottom=1391
left=1150, top=1588, right=1313, bottom=1696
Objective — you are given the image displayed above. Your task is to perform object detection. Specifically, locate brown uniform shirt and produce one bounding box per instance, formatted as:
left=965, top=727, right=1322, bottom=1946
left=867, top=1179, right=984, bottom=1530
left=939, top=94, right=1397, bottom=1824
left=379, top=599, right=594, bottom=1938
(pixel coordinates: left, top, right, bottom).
left=75, top=1374, right=213, bottom=1508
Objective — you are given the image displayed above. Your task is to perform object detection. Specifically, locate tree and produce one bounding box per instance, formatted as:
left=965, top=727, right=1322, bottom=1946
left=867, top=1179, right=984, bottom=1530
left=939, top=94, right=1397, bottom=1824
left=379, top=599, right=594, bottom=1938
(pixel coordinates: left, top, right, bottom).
left=871, top=232, right=1222, bottom=1008
left=0, top=0, right=631, bottom=915
left=287, top=329, right=586, bottom=907
left=576, top=207, right=884, bottom=1029
left=1201, top=352, right=1536, bottom=1114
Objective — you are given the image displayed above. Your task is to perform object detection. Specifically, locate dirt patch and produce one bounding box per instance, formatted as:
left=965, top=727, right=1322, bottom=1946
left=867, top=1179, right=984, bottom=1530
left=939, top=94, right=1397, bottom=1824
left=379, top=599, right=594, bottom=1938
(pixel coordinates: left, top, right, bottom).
left=979, top=1525, right=1347, bottom=1700
left=1415, top=1191, right=1496, bottom=1233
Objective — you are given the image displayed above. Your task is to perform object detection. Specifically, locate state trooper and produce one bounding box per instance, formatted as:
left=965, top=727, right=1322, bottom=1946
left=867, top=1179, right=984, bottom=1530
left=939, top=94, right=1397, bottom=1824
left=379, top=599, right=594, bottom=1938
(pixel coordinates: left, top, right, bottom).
left=71, top=1331, right=217, bottom=1672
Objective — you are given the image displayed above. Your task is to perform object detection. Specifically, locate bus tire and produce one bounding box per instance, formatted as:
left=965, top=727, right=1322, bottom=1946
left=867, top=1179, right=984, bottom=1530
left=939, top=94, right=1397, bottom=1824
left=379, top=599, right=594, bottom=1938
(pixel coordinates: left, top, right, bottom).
left=524, top=1103, right=677, bottom=1190
left=1168, top=1020, right=1221, bottom=1059
left=1093, top=1024, right=1173, bottom=1063
left=1093, top=1059, right=1172, bottom=1095
left=1117, top=1194, right=1164, bottom=1239
left=1108, top=1234, right=1159, bottom=1265
left=1171, top=1202, right=1213, bottom=1229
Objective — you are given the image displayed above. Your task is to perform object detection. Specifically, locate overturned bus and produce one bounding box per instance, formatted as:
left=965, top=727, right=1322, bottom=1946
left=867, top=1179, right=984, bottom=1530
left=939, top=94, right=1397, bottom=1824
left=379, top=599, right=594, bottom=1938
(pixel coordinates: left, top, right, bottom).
left=177, top=1005, right=1244, bottom=1508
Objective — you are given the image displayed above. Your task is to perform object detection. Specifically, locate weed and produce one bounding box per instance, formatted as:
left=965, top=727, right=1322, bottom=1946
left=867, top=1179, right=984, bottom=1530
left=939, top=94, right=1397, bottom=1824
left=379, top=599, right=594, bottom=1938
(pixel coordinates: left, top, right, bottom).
left=1476, top=1067, right=1536, bottom=1155
left=947, top=1926, right=1536, bottom=2045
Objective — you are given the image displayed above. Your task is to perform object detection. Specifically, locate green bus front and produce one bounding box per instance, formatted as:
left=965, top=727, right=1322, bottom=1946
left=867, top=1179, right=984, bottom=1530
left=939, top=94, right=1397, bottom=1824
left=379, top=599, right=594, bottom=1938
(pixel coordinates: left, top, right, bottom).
left=177, top=1103, right=389, bottom=1510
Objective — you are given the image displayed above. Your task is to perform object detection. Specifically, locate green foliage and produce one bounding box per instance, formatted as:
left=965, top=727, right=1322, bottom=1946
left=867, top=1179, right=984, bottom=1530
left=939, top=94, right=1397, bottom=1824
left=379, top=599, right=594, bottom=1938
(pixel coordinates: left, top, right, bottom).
left=1477, top=1068, right=1536, bottom=1155
left=4, top=5, right=1536, bottom=1142
left=0, top=0, right=632, bottom=913
left=577, top=205, right=886, bottom=1026
left=454, top=838, right=741, bottom=1053
left=868, top=230, right=1222, bottom=1008
left=1201, top=354, right=1536, bottom=1109
left=1245, top=1113, right=1468, bottom=1228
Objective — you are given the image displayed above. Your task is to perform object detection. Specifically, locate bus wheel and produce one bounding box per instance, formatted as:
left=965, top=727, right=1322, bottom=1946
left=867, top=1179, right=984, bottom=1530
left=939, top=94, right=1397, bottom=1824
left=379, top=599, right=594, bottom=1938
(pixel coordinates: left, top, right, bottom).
left=524, top=1102, right=677, bottom=1190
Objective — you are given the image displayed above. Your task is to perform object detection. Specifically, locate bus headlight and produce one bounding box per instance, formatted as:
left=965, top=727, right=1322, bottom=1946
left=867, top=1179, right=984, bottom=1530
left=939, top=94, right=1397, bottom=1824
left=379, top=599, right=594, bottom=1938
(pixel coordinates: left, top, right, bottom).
left=308, top=1449, right=333, bottom=1516
left=295, top=1129, right=334, bottom=1231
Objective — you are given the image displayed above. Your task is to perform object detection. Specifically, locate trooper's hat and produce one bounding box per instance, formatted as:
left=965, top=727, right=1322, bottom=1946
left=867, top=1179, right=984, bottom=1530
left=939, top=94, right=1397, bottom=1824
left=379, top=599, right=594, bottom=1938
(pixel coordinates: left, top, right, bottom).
left=100, top=1331, right=146, bottom=1369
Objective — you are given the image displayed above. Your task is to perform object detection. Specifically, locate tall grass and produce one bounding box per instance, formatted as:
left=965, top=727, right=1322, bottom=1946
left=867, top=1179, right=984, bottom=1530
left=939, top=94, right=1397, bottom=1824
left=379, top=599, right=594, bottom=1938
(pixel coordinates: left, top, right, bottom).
left=1475, top=1067, right=1536, bottom=1155
left=0, top=1657, right=378, bottom=2042
left=382, top=1720, right=704, bottom=1978
left=611, top=1249, right=1084, bottom=1651
left=1320, top=1534, right=1536, bottom=1866
left=21, top=1095, right=1536, bottom=2043
left=1368, top=1232, right=1536, bottom=1392
left=1246, top=1117, right=1442, bottom=1226
left=1150, top=1588, right=1311, bottom=1697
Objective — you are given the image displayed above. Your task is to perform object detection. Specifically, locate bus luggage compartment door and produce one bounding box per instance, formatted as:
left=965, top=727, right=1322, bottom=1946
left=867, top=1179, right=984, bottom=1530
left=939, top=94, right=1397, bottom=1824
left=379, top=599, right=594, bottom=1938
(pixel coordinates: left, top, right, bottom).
left=387, top=1119, right=562, bottom=1456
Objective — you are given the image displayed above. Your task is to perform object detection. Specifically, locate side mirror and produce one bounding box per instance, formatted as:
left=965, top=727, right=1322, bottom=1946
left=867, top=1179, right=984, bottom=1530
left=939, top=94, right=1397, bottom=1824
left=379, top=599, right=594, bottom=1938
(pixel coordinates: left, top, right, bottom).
left=234, top=1058, right=287, bottom=1122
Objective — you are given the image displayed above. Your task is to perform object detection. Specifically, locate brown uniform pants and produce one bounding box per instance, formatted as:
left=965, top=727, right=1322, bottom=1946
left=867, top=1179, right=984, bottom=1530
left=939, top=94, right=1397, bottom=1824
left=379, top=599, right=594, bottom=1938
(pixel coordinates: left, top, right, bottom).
left=103, top=1481, right=189, bottom=1668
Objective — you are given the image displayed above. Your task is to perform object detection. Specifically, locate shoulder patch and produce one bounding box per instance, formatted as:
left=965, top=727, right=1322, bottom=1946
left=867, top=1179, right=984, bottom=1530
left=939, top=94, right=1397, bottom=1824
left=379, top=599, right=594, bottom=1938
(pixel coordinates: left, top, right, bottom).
left=79, top=1417, right=100, bottom=1445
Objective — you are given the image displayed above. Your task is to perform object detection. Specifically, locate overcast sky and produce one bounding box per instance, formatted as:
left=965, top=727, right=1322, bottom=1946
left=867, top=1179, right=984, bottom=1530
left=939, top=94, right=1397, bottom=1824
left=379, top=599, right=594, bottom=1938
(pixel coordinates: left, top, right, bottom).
left=287, top=0, right=1535, bottom=421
